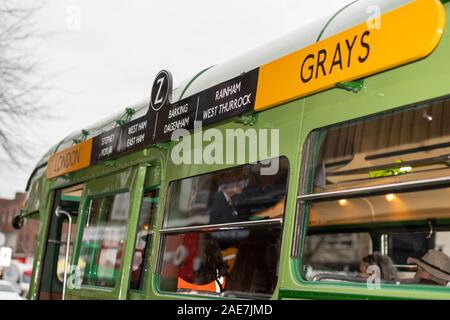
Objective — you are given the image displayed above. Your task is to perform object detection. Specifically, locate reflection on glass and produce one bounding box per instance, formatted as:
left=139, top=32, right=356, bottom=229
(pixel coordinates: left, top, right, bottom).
left=165, top=158, right=289, bottom=228
left=310, top=188, right=450, bottom=226
left=303, top=188, right=450, bottom=287
left=159, top=226, right=281, bottom=297
left=78, top=193, right=130, bottom=287
left=301, top=98, right=450, bottom=289
left=311, top=100, right=450, bottom=193
left=130, top=189, right=159, bottom=290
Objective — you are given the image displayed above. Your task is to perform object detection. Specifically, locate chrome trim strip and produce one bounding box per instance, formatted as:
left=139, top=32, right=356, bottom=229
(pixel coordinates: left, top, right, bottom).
left=291, top=200, right=303, bottom=258
left=297, top=176, right=450, bottom=202
left=160, top=218, right=283, bottom=234
left=292, top=134, right=312, bottom=258
left=55, top=206, right=72, bottom=301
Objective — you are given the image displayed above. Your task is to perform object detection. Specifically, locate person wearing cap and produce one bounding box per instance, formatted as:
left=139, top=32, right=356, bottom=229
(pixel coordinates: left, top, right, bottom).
left=407, top=249, right=450, bottom=286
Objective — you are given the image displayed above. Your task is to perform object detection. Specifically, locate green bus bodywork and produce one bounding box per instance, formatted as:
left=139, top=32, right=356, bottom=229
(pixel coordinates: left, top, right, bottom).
left=22, top=2, right=450, bottom=300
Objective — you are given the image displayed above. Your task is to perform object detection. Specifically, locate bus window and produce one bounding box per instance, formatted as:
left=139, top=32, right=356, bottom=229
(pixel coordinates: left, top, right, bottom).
left=302, top=189, right=450, bottom=286
left=306, top=98, right=450, bottom=193
left=159, top=157, right=289, bottom=298
left=299, top=97, right=450, bottom=288
left=164, top=159, right=288, bottom=229
left=129, top=189, right=159, bottom=290
left=77, top=192, right=130, bottom=288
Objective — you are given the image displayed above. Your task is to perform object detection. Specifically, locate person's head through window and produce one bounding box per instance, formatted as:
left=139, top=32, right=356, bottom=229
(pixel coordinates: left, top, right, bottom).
left=210, top=171, right=249, bottom=224
left=219, top=176, right=248, bottom=203
left=407, top=250, right=450, bottom=286
left=359, top=252, right=398, bottom=282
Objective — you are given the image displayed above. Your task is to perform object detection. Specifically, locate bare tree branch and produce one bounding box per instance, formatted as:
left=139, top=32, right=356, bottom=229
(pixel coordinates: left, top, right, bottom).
left=0, top=0, right=47, bottom=168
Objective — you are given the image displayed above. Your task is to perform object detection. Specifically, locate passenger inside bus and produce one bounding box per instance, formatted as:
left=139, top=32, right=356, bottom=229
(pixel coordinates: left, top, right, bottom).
left=304, top=232, right=450, bottom=287
left=358, top=252, right=398, bottom=282
left=160, top=159, right=289, bottom=297
left=406, top=250, right=450, bottom=286
left=209, top=171, right=285, bottom=226
left=207, top=171, right=285, bottom=293
left=301, top=100, right=450, bottom=289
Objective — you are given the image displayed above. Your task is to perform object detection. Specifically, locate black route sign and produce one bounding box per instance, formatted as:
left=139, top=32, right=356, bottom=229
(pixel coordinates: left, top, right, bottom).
left=150, top=70, right=172, bottom=112
left=91, top=68, right=259, bottom=164
left=91, top=127, right=121, bottom=163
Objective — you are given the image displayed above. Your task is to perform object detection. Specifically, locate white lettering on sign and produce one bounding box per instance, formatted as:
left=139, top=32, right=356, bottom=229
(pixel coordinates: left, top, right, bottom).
left=101, top=134, right=115, bottom=146
left=128, top=120, right=147, bottom=135
left=100, top=146, right=113, bottom=157
left=169, top=103, right=189, bottom=119
left=125, top=120, right=148, bottom=149
left=127, top=134, right=145, bottom=148
left=215, top=82, right=241, bottom=101
left=164, top=117, right=190, bottom=134
left=217, top=93, right=252, bottom=114
left=154, top=77, right=165, bottom=105
left=202, top=106, right=219, bottom=120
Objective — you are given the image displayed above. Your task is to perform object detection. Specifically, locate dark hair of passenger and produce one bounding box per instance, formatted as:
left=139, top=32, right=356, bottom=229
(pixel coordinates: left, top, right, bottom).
left=361, top=252, right=399, bottom=282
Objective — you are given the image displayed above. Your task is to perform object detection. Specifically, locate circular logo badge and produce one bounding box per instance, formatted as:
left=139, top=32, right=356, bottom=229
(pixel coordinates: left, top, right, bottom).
left=150, top=70, right=172, bottom=112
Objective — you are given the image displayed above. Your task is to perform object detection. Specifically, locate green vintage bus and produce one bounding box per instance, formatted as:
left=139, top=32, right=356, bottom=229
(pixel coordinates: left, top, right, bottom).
left=13, top=0, right=450, bottom=300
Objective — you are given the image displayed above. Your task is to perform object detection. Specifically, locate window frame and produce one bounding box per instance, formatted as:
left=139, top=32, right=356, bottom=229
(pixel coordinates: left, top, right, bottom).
left=295, top=96, right=450, bottom=297
left=302, top=231, right=374, bottom=282
left=128, top=185, right=160, bottom=293
left=156, top=157, right=290, bottom=298
left=74, top=188, right=130, bottom=291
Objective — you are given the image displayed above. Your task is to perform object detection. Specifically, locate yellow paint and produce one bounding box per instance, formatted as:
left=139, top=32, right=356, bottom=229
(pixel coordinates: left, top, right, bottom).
left=255, top=0, right=446, bottom=111
left=46, top=139, right=93, bottom=179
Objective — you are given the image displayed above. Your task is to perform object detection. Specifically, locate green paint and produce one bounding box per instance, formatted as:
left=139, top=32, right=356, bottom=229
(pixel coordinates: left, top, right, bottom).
left=154, top=142, right=170, bottom=150
left=315, top=0, right=359, bottom=42
left=336, top=80, right=364, bottom=93
left=368, top=159, right=412, bottom=178
left=179, top=66, right=214, bottom=100
left=234, top=113, right=258, bottom=126
left=60, top=195, right=80, bottom=202
left=72, top=129, right=90, bottom=144
left=115, top=107, right=136, bottom=126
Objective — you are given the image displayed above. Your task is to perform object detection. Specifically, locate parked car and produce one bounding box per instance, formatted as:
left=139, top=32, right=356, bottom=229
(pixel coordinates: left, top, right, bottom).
left=0, top=280, right=24, bottom=300
left=2, top=261, right=32, bottom=298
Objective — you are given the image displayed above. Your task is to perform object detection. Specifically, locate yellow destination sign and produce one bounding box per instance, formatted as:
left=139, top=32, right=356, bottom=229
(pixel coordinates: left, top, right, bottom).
left=254, top=0, right=446, bottom=111
left=46, top=139, right=93, bottom=179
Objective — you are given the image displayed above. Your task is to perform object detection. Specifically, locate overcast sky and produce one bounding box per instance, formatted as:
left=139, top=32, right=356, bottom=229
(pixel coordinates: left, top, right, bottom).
left=0, top=0, right=352, bottom=198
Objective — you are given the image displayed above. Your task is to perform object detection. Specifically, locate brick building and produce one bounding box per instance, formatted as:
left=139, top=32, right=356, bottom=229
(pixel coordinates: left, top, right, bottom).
left=0, top=192, right=39, bottom=257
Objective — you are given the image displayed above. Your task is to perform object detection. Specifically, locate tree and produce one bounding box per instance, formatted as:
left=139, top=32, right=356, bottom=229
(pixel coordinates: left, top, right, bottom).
left=0, top=0, right=45, bottom=166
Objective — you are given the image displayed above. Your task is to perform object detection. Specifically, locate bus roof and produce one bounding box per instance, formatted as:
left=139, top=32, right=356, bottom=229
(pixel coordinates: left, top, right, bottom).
left=32, top=0, right=413, bottom=179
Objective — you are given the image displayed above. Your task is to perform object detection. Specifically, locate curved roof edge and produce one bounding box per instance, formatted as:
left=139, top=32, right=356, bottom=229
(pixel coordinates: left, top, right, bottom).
left=33, top=0, right=411, bottom=172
